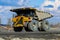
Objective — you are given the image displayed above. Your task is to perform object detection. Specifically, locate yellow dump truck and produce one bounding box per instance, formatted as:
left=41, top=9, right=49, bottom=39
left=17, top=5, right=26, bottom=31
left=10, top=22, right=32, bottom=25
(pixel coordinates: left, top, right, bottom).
left=10, top=8, right=53, bottom=32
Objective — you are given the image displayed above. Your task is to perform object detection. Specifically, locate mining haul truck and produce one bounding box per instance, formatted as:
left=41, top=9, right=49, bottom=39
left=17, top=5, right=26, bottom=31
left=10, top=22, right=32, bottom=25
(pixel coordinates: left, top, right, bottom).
left=10, top=8, right=53, bottom=32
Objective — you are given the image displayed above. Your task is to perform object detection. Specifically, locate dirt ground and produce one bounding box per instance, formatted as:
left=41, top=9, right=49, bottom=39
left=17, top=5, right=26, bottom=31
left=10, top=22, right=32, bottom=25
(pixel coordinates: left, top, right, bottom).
left=0, top=26, right=60, bottom=40
left=0, top=34, right=60, bottom=40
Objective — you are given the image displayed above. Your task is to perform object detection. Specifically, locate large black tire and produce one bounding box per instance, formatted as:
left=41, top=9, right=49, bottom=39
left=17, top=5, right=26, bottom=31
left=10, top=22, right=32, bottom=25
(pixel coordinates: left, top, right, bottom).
left=13, top=27, right=23, bottom=32
left=27, top=20, right=39, bottom=32
left=39, top=20, right=50, bottom=31
left=24, top=22, right=33, bottom=32
left=24, top=27, right=33, bottom=32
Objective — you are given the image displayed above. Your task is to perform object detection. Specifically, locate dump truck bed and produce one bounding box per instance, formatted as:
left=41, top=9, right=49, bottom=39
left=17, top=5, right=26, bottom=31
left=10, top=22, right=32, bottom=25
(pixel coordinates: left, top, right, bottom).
left=10, top=8, right=36, bottom=15
left=36, top=10, right=53, bottom=21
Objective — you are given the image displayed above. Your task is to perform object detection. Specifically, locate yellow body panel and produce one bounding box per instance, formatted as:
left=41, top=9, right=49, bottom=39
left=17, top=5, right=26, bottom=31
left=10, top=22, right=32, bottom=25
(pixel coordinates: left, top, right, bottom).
left=12, top=16, right=31, bottom=27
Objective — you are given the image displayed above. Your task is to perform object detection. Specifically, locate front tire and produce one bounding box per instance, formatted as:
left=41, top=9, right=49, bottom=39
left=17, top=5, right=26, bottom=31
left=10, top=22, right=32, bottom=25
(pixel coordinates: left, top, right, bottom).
left=13, top=27, right=23, bottom=32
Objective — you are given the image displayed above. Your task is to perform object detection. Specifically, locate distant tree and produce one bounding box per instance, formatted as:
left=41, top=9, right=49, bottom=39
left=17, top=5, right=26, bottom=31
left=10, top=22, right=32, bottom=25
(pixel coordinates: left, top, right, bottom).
left=7, top=18, right=12, bottom=27
left=0, top=17, right=1, bottom=24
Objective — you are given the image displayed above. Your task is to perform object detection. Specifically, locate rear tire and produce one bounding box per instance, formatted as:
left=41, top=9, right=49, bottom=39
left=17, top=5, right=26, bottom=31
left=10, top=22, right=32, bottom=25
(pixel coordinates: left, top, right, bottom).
left=27, top=20, right=39, bottom=32
left=13, top=27, right=23, bottom=32
left=24, top=22, right=33, bottom=32
left=39, top=20, right=50, bottom=31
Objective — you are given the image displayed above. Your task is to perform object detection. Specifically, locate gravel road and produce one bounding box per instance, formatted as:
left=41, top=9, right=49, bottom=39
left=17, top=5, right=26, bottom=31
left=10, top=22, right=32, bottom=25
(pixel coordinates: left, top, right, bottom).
left=0, top=34, right=60, bottom=40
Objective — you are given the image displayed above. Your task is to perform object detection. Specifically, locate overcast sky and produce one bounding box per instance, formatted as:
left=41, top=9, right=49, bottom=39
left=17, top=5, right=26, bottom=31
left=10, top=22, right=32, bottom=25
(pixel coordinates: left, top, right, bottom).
left=0, top=0, right=60, bottom=24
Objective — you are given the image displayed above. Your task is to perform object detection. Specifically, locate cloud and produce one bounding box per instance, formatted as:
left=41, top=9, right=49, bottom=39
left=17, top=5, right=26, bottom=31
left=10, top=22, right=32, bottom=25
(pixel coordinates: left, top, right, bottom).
left=0, top=0, right=20, bottom=6
left=0, top=0, right=32, bottom=7
left=58, top=6, right=60, bottom=10
left=18, top=0, right=27, bottom=5
left=0, top=5, right=23, bottom=12
left=39, top=0, right=60, bottom=24
left=40, top=0, right=60, bottom=11
left=17, top=0, right=45, bottom=8
left=49, top=0, right=55, bottom=2
left=40, top=0, right=60, bottom=16
left=0, top=6, right=17, bottom=24
left=0, top=6, right=2, bottom=8
left=0, top=6, right=13, bottom=12
left=44, top=5, right=54, bottom=8
left=40, top=1, right=55, bottom=11
left=17, top=0, right=30, bottom=7
left=0, top=6, right=17, bottom=19
left=17, top=0, right=24, bottom=5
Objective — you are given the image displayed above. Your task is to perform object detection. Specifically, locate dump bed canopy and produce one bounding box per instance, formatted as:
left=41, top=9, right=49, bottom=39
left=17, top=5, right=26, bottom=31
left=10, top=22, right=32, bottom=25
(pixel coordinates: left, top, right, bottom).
left=10, top=8, right=36, bottom=15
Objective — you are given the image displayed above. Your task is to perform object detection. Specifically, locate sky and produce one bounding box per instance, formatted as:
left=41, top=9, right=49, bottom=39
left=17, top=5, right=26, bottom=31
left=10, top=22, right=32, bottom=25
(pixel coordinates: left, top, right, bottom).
left=0, top=0, right=60, bottom=24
